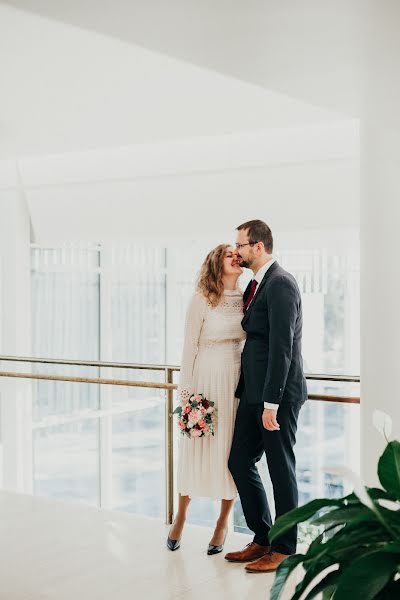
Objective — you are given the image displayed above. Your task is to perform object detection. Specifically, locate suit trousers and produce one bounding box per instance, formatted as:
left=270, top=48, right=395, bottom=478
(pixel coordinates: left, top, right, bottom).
left=228, top=389, right=303, bottom=555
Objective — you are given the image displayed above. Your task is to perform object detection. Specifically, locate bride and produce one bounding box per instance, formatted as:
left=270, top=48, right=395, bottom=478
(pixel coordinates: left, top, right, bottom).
left=167, top=244, right=245, bottom=555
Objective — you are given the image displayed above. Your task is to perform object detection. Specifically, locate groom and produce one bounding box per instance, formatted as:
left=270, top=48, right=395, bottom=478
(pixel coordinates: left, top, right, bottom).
left=226, top=219, right=307, bottom=573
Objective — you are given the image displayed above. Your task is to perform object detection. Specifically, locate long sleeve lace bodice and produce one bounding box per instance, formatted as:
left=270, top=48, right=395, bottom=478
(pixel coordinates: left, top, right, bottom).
left=177, top=290, right=245, bottom=402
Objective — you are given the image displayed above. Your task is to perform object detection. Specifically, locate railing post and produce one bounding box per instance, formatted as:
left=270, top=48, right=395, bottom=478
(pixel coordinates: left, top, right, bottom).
left=165, top=368, right=174, bottom=525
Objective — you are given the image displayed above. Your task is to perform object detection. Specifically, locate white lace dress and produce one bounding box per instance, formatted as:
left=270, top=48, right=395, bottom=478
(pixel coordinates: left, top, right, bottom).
left=176, top=289, right=245, bottom=500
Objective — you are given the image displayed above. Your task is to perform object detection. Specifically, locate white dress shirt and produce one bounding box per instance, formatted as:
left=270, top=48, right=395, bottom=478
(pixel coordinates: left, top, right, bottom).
left=247, top=259, right=279, bottom=411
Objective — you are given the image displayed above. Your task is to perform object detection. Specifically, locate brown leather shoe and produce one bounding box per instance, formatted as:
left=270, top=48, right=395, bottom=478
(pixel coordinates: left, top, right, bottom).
left=224, top=542, right=271, bottom=563
left=245, top=551, right=289, bottom=573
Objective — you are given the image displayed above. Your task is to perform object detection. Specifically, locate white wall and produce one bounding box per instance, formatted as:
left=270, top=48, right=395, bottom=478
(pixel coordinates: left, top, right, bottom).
left=0, top=192, right=32, bottom=491
left=360, top=1, right=400, bottom=484
left=24, top=159, right=358, bottom=244
left=0, top=121, right=359, bottom=243
left=0, top=192, right=31, bottom=355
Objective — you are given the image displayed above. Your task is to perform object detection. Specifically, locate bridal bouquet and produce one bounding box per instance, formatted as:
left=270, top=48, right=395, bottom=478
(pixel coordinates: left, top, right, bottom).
left=173, top=393, right=216, bottom=438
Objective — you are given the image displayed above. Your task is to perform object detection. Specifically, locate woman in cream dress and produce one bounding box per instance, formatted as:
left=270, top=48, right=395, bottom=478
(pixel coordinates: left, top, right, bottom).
left=167, top=244, right=245, bottom=555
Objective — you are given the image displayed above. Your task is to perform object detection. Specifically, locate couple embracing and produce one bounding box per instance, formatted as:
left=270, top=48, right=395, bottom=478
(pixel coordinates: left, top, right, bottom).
left=167, top=219, right=307, bottom=574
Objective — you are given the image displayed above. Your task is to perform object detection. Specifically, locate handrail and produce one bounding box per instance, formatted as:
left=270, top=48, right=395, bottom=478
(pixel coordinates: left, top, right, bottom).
left=0, top=355, right=360, bottom=402
left=0, top=371, right=177, bottom=389
left=0, top=355, right=360, bottom=383
left=0, top=354, right=180, bottom=372
left=305, top=373, right=359, bottom=383
left=0, top=371, right=360, bottom=404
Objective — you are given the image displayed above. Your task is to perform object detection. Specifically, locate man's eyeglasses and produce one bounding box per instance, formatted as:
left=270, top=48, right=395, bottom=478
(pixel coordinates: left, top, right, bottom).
left=235, top=242, right=258, bottom=250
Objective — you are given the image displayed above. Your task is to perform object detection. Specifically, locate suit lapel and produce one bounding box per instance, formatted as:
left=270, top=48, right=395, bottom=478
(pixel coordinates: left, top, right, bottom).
left=242, top=261, right=279, bottom=325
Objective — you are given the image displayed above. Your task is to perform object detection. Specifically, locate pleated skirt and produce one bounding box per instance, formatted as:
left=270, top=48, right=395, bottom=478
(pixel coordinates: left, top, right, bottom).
left=176, top=343, right=241, bottom=500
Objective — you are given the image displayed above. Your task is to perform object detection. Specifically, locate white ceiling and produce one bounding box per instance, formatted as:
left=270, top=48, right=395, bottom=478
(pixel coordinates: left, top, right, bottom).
left=0, top=3, right=348, bottom=159
left=2, top=0, right=364, bottom=118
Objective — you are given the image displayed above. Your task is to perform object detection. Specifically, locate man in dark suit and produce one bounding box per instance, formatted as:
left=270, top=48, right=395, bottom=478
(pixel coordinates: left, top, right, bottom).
left=225, top=219, right=307, bottom=573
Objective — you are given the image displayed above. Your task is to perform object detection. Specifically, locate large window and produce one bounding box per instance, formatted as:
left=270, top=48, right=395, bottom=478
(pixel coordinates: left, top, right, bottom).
left=30, top=230, right=360, bottom=535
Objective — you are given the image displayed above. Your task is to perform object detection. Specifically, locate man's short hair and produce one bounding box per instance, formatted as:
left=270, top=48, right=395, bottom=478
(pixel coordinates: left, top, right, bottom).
left=236, top=219, right=273, bottom=253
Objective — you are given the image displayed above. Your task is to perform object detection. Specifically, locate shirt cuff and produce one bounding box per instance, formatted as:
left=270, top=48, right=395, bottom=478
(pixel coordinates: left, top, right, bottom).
left=264, top=402, right=279, bottom=410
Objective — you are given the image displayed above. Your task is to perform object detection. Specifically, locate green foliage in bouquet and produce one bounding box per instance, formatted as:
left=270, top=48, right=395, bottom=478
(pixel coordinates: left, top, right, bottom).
left=269, top=440, right=400, bottom=600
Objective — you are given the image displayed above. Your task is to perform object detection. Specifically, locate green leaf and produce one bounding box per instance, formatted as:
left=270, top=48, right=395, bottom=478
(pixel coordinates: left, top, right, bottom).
left=342, top=487, right=395, bottom=506
left=367, top=487, right=397, bottom=502
left=334, top=550, right=400, bottom=600
left=378, top=441, right=400, bottom=500
left=291, top=555, right=338, bottom=600
left=270, top=554, right=305, bottom=600
left=322, top=587, right=336, bottom=600
left=302, top=569, right=341, bottom=600
left=311, top=505, right=373, bottom=527
left=305, top=531, right=324, bottom=559
left=382, top=541, right=400, bottom=553
left=379, top=508, right=400, bottom=538
left=269, top=499, right=343, bottom=543
left=375, top=578, right=400, bottom=599
left=303, top=520, right=391, bottom=566
left=173, top=406, right=182, bottom=415
left=329, top=520, right=388, bottom=549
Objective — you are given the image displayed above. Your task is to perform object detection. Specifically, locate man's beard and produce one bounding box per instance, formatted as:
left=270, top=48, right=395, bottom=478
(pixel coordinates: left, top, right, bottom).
left=238, top=258, right=251, bottom=268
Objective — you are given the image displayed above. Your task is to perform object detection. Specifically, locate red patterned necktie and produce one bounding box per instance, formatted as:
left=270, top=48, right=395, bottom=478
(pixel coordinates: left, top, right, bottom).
left=243, top=279, right=258, bottom=313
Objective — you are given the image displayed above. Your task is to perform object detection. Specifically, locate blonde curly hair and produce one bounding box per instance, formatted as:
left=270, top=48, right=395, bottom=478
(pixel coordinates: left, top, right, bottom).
left=197, top=244, right=232, bottom=307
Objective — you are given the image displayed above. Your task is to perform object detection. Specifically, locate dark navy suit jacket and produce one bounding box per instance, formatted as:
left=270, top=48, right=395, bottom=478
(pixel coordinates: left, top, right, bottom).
left=236, top=261, right=307, bottom=406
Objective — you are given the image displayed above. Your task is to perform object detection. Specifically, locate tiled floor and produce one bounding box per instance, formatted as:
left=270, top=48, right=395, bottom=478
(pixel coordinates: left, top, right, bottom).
left=0, top=491, right=302, bottom=599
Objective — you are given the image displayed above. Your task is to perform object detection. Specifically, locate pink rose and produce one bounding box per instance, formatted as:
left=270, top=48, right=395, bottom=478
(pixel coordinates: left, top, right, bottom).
left=188, top=409, right=202, bottom=423
left=191, top=428, right=202, bottom=437
left=178, top=420, right=185, bottom=430
left=198, top=419, right=206, bottom=428
left=203, top=425, right=210, bottom=434
left=184, top=405, right=191, bottom=414
left=194, top=395, right=202, bottom=402
left=200, top=407, right=206, bottom=415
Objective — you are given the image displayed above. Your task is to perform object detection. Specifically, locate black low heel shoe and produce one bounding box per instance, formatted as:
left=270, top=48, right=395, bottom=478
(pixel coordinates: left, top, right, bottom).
left=167, top=521, right=181, bottom=551
left=207, top=530, right=227, bottom=555
left=167, top=537, right=181, bottom=551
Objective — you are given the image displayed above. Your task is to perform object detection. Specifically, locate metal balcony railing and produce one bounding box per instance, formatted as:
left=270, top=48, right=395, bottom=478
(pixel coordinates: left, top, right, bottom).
left=0, top=355, right=360, bottom=523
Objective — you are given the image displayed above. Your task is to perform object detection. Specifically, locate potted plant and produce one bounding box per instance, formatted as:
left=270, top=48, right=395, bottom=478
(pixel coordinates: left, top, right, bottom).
left=269, top=440, right=400, bottom=600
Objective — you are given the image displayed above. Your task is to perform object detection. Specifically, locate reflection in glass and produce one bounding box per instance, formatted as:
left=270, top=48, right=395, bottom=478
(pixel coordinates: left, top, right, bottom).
left=33, top=419, right=99, bottom=506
